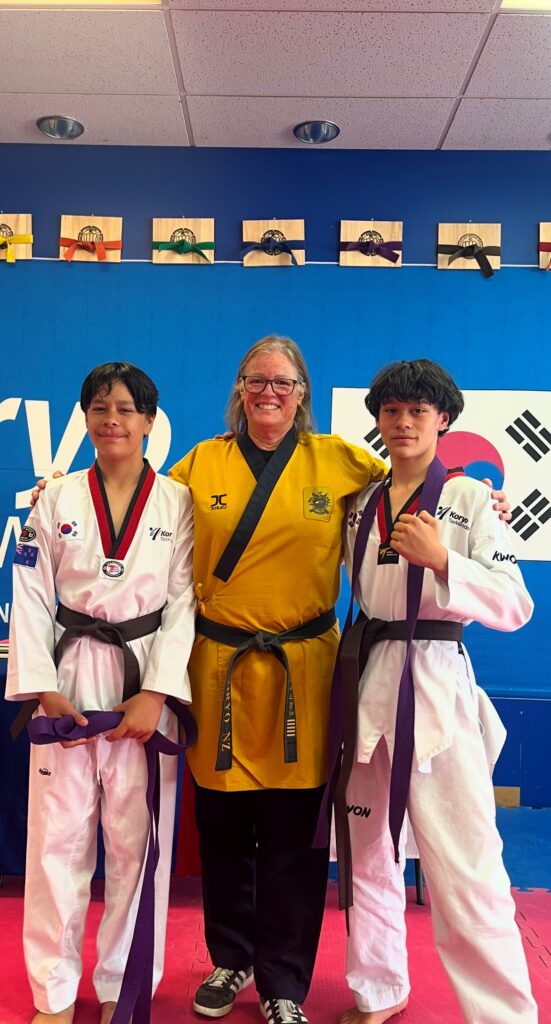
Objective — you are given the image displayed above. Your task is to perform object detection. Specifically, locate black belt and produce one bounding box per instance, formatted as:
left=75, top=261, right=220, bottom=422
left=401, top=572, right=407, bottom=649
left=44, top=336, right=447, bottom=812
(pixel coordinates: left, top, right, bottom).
left=195, top=607, right=337, bottom=771
left=334, top=613, right=463, bottom=914
left=10, top=603, right=163, bottom=740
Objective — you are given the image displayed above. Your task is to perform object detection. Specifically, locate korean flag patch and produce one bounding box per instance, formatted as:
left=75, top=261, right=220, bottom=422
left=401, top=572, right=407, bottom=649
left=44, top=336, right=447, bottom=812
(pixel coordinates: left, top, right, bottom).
left=14, top=544, right=39, bottom=568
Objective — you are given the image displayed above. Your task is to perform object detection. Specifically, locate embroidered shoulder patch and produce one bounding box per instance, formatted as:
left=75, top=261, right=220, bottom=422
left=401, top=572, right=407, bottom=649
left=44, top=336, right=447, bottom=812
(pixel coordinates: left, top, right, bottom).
left=303, top=487, right=333, bottom=521
left=19, top=525, right=37, bottom=542
left=14, top=543, right=39, bottom=568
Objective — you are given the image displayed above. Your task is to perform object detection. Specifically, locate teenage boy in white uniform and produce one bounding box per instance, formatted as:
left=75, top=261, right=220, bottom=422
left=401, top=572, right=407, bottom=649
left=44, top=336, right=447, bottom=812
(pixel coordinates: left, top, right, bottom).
left=341, top=360, right=537, bottom=1024
left=7, top=362, right=195, bottom=1024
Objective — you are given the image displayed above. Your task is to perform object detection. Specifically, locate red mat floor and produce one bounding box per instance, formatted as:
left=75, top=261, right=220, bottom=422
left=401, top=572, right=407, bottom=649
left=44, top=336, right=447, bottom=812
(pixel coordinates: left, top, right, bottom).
left=1, top=878, right=549, bottom=1024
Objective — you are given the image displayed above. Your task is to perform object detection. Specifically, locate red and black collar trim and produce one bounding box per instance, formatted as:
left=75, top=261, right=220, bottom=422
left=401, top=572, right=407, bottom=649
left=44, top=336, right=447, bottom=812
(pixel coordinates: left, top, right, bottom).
left=376, top=466, right=464, bottom=542
left=88, top=459, right=156, bottom=559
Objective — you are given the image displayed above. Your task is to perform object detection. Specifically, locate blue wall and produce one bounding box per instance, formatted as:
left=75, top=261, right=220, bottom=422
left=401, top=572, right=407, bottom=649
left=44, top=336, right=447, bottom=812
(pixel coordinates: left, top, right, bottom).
left=2, top=146, right=551, bottom=265
left=1, top=144, right=550, bottom=872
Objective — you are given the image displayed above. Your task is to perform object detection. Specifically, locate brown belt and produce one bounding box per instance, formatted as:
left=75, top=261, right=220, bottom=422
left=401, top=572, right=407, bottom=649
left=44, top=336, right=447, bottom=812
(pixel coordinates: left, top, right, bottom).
left=10, top=603, right=163, bottom=740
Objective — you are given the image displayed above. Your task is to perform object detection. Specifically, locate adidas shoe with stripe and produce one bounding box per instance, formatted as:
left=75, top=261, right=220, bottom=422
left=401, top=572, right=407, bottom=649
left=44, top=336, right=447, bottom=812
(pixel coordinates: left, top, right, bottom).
left=260, top=998, right=309, bottom=1024
left=193, top=966, right=254, bottom=1017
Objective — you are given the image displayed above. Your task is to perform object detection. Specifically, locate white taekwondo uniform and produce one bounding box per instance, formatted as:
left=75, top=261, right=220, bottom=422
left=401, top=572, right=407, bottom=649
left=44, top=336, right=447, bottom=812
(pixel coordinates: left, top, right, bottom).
left=6, top=462, right=195, bottom=1014
left=344, top=473, right=537, bottom=1024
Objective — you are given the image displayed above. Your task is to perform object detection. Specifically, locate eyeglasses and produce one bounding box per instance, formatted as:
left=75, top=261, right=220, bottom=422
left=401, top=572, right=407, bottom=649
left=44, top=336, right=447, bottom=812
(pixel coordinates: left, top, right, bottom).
left=241, top=374, right=300, bottom=397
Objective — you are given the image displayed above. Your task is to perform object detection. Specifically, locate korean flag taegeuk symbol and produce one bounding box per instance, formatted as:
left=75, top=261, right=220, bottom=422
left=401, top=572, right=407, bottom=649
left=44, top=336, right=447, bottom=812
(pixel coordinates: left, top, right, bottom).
left=330, top=387, right=551, bottom=562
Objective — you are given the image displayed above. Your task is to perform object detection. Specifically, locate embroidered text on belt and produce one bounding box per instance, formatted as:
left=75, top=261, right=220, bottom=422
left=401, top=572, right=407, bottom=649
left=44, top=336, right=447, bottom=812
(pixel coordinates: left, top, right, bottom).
left=334, top=613, right=463, bottom=914
left=195, top=607, right=337, bottom=771
left=9, top=603, right=163, bottom=740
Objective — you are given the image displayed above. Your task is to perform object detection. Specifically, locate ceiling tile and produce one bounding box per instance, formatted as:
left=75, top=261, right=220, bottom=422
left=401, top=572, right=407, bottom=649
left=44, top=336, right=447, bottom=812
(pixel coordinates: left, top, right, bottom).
left=169, top=0, right=494, bottom=9
left=0, top=10, right=179, bottom=95
left=173, top=11, right=489, bottom=98
left=466, top=13, right=551, bottom=97
left=0, top=93, right=189, bottom=146
left=187, top=95, right=455, bottom=148
left=443, top=97, right=551, bottom=148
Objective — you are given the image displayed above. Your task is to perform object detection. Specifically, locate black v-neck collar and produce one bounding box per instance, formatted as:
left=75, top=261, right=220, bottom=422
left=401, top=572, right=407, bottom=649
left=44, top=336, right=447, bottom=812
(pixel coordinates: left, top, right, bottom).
left=380, top=472, right=424, bottom=544
left=237, top=431, right=276, bottom=481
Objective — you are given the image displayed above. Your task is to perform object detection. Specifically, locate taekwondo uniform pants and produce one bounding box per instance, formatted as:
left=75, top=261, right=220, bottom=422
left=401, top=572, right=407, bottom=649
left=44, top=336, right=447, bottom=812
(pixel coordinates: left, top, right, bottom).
left=24, top=716, right=178, bottom=1014
left=194, top=783, right=330, bottom=1003
left=345, top=683, right=538, bottom=1024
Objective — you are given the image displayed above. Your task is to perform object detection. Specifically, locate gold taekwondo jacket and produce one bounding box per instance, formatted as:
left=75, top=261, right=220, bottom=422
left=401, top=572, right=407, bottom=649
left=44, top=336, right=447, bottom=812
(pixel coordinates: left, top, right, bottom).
left=169, top=432, right=385, bottom=791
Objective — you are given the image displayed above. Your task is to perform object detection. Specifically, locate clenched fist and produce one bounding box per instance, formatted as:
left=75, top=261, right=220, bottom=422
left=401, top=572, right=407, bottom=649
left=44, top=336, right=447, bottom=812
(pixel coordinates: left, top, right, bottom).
left=390, top=511, right=448, bottom=580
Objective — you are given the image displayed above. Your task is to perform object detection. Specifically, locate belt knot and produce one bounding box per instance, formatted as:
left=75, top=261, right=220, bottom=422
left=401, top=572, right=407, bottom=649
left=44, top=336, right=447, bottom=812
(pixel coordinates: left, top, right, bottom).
left=250, top=631, right=272, bottom=652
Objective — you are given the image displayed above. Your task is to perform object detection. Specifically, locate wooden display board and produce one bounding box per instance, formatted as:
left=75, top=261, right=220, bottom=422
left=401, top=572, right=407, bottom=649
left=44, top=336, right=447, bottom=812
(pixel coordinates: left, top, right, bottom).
left=340, top=220, right=403, bottom=268
left=0, top=213, right=33, bottom=262
left=437, top=222, right=501, bottom=273
left=152, top=218, right=215, bottom=265
left=538, top=223, right=551, bottom=270
left=59, top=215, right=123, bottom=262
left=242, top=219, right=305, bottom=267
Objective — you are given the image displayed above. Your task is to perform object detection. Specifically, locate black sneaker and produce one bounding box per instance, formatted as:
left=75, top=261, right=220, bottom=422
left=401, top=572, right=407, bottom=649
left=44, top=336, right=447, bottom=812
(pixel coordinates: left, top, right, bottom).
left=260, top=998, right=308, bottom=1024
left=193, top=966, right=254, bottom=1017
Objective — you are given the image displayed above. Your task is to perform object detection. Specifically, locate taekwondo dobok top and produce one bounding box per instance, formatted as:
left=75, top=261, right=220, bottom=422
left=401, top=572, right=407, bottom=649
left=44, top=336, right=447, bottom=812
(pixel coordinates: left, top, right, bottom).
left=346, top=473, right=534, bottom=771
left=6, top=463, right=195, bottom=710
left=169, top=432, right=385, bottom=791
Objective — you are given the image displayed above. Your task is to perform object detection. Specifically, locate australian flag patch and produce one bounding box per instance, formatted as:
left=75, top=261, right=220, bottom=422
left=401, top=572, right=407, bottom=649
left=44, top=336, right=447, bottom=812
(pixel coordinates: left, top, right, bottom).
left=14, top=543, right=39, bottom=568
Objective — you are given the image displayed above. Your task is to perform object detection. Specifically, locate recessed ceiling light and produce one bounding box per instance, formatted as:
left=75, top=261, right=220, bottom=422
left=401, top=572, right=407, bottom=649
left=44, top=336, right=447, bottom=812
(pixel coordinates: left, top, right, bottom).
left=36, top=115, right=85, bottom=141
left=0, top=1, right=160, bottom=6
left=293, top=120, right=340, bottom=145
left=501, top=0, right=551, bottom=8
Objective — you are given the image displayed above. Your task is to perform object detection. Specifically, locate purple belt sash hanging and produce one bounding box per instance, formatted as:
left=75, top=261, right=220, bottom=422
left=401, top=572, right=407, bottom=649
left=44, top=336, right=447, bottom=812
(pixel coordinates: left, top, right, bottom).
left=388, top=456, right=447, bottom=862
left=28, top=700, right=197, bottom=1024
left=313, top=479, right=385, bottom=849
left=315, top=455, right=448, bottom=907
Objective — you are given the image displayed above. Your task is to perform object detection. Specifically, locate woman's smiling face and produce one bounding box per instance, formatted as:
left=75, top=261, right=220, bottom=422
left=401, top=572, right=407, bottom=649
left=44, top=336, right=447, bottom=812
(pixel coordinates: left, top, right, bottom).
left=239, top=350, right=304, bottom=443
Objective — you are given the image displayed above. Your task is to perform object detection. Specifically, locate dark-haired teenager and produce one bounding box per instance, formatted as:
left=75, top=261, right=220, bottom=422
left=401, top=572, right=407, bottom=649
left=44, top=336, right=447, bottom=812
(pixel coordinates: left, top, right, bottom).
left=6, top=363, right=196, bottom=1024
left=339, top=360, right=536, bottom=1024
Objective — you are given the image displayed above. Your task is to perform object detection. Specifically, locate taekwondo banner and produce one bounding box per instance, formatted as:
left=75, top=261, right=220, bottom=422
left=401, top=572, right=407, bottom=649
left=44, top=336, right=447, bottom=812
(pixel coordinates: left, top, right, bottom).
left=331, top=389, right=551, bottom=562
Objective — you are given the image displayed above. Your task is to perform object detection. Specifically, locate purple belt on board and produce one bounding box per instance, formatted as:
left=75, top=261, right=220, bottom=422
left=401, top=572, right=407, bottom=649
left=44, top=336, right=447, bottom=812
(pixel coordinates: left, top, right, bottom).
left=340, top=240, right=402, bottom=263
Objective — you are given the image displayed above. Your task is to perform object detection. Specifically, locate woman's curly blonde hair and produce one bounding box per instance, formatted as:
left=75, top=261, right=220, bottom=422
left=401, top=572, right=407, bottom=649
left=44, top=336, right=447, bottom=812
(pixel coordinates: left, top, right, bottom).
left=225, top=334, right=316, bottom=436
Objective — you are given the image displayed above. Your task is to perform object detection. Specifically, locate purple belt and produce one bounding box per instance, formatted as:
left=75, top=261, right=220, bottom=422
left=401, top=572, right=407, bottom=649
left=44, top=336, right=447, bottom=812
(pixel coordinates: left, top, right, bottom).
left=28, top=699, right=197, bottom=1024
left=315, top=455, right=448, bottom=914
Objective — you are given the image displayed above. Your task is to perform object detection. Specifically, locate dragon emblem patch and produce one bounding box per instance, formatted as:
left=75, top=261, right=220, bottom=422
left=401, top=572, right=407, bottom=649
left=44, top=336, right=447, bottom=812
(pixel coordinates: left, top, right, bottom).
left=303, top=488, right=333, bottom=521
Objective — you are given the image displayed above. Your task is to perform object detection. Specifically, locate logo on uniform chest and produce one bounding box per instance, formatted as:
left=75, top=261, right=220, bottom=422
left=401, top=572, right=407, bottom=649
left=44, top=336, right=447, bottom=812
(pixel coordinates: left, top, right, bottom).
left=436, top=505, right=469, bottom=530
left=149, top=526, right=173, bottom=541
left=101, top=559, right=125, bottom=579
left=303, top=487, right=333, bottom=521
left=377, top=544, right=399, bottom=565
left=210, top=494, right=227, bottom=510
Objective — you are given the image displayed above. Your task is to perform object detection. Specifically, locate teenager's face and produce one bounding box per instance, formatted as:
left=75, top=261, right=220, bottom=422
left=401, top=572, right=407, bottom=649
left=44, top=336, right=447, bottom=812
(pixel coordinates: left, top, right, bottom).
left=85, top=381, right=153, bottom=462
left=377, top=399, right=449, bottom=463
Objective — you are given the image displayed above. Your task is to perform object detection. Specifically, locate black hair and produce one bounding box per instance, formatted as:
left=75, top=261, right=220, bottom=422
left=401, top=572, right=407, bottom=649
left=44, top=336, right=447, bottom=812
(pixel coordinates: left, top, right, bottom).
left=365, top=359, right=464, bottom=434
left=80, top=362, right=159, bottom=417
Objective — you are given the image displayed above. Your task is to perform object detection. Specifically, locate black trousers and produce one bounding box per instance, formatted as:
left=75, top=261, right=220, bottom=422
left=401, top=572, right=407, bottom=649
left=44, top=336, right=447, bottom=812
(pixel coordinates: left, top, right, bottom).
left=193, top=783, right=330, bottom=1003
